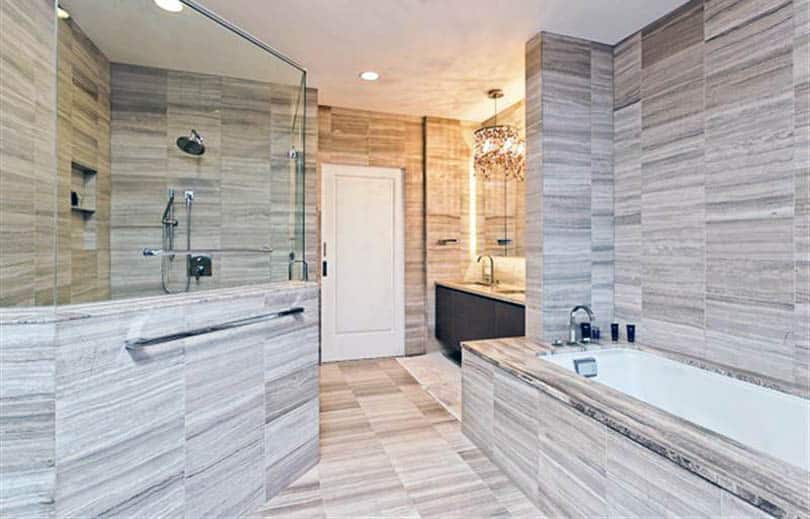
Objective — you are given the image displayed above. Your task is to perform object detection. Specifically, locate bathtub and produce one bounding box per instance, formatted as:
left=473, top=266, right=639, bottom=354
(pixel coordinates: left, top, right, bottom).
left=544, top=348, right=810, bottom=472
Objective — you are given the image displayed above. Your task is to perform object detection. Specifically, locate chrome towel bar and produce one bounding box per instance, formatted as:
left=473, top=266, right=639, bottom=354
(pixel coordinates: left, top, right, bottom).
left=124, top=307, right=304, bottom=350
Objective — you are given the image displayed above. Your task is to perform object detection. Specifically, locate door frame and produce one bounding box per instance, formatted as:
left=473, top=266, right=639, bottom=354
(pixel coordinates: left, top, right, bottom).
left=320, top=163, right=405, bottom=362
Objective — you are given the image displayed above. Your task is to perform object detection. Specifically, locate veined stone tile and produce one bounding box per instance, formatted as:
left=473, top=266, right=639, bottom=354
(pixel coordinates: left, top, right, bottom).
left=461, top=351, right=494, bottom=456
left=614, top=33, right=641, bottom=110
left=613, top=102, right=642, bottom=324
left=55, top=314, right=185, bottom=518
left=493, top=369, right=539, bottom=505
left=536, top=390, right=607, bottom=518
left=0, top=320, right=55, bottom=517
left=606, top=431, right=721, bottom=518
left=591, top=43, right=615, bottom=326
left=541, top=33, right=593, bottom=340
left=184, top=325, right=265, bottom=518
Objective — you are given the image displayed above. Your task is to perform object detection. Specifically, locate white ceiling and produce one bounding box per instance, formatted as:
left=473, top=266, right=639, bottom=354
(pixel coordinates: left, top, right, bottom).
left=66, top=0, right=688, bottom=121
left=198, top=0, right=688, bottom=120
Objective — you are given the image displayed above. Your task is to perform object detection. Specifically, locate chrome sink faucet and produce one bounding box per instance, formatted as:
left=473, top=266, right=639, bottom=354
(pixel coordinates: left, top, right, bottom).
left=477, top=255, right=495, bottom=287
left=568, top=305, right=595, bottom=345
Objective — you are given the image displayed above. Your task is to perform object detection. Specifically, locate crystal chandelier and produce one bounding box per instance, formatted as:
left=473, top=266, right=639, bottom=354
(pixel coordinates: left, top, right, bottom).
left=474, top=89, right=525, bottom=181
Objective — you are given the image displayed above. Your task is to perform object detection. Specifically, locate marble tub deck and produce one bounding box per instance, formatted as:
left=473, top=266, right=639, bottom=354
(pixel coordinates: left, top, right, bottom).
left=462, top=337, right=810, bottom=518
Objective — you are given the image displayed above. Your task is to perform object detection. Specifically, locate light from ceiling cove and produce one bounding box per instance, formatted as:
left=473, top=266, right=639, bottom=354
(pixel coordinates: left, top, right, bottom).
left=359, top=71, right=380, bottom=81
left=57, top=5, right=70, bottom=19
left=154, top=0, right=184, bottom=13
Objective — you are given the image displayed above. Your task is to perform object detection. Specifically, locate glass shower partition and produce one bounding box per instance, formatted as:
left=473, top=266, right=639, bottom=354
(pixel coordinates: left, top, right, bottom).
left=45, top=0, right=308, bottom=310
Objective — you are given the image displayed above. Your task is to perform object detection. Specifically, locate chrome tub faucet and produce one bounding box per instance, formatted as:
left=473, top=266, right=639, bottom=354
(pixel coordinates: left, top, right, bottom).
left=568, top=305, right=595, bottom=345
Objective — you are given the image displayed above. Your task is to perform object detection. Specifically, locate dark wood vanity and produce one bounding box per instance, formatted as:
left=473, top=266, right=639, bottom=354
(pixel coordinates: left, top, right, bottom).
left=435, top=282, right=525, bottom=359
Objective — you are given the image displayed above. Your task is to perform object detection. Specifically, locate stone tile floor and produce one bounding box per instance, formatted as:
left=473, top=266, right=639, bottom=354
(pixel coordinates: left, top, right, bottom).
left=253, top=357, right=539, bottom=518
left=397, top=351, right=462, bottom=419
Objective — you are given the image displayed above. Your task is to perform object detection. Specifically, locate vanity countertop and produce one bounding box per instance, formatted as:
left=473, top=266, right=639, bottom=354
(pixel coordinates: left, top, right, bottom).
left=435, top=280, right=525, bottom=306
left=461, top=336, right=809, bottom=518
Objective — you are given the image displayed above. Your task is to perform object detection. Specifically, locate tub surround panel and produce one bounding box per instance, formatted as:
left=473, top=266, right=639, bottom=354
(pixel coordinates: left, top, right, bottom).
left=524, top=32, right=616, bottom=341
left=317, top=106, right=426, bottom=355
left=641, top=0, right=707, bottom=357
left=608, top=0, right=809, bottom=397
left=492, top=369, right=540, bottom=504
left=460, top=350, right=494, bottom=456
left=590, top=44, right=616, bottom=330
left=461, top=337, right=809, bottom=518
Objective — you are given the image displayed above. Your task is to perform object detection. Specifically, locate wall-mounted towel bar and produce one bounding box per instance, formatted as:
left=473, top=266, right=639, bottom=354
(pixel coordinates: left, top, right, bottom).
left=124, top=306, right=304, bottom=350
left=142, top=247, right=273, bottom=256
left=437, top=238, right=458, bottom=245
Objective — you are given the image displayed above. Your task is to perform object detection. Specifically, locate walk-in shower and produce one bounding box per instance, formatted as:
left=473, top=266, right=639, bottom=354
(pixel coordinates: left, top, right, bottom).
left=0, top=0, right=312, bottom=308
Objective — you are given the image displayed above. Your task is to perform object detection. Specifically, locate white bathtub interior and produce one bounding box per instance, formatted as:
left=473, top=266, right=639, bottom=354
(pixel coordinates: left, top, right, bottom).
left=542, top=348, right=810, bottom=472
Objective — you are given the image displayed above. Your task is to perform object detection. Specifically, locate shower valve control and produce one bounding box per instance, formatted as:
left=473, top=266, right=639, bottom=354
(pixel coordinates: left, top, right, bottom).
left=188, top=255, right=212, bottom=280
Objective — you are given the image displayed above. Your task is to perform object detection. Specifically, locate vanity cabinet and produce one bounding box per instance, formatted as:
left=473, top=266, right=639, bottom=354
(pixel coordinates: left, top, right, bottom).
left=435, top=285, right=525, bottom=354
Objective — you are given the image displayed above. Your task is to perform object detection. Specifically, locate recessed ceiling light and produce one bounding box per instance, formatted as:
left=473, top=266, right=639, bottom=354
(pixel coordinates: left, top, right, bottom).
left=154, top=0, right=184, bottom=13
left=359, top=71, right=380, bottom=81
left=56, top=5, right=70, bottom=19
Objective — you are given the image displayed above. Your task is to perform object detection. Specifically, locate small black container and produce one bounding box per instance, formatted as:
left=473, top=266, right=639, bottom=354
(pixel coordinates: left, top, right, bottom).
left=626, top=324, right=636, bottom=343
left=611, top=323, right=619, bottom=342
left=592, top=326, right=600, bottom=341
left=580, top=322, right=591, bottom=341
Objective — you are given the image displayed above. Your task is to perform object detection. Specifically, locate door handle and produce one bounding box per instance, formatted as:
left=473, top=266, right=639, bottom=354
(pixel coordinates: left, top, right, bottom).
left=322, top=260, right=328, bottom=277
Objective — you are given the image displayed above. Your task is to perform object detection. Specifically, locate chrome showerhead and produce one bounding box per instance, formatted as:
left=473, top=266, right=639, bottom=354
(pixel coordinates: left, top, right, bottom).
left=176, top=129, right=205, bottom=156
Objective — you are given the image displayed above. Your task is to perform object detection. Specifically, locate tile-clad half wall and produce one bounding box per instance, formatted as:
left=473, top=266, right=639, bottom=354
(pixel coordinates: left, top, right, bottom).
left=0, top=0, right=57, bottom=307
left=109, top=64, right=316, bottom=298
left=317, top=106, right=426, bottom=355
left=524, top=32, right=615, bottom=341
left=613, top=0, right=810, bottom=397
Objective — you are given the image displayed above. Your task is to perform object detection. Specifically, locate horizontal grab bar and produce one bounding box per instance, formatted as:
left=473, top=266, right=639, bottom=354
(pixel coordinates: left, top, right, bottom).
left=125, top=307, right=304, bottom=350
left=142, top=247, right=273, bottom=256
left=437, top=238, right=458, bottom=245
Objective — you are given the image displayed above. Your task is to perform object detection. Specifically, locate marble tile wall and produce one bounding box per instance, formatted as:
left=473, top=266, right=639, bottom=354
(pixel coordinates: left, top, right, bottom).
left=317, top=106, right=426, bottom=355
left=109, top=64, right=315, bottom=299
left=0, top=282, right=319, bottom=517
left=612, top=0, right=810, bottom=397
left=0, top=0, right=57, bottom=307
left=56, top=17, right=112, bottom=304
left=0, top=316, right=56, bottom=517
left=424, top=117, right=479, bottom=351
left=523, top=32, right=615, bottom=341
left=462, top=350, right=781, bottom=517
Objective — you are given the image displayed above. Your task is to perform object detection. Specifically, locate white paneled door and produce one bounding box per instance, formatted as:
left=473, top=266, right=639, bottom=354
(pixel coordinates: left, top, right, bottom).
left=321, top=164, right=404, bottom=362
